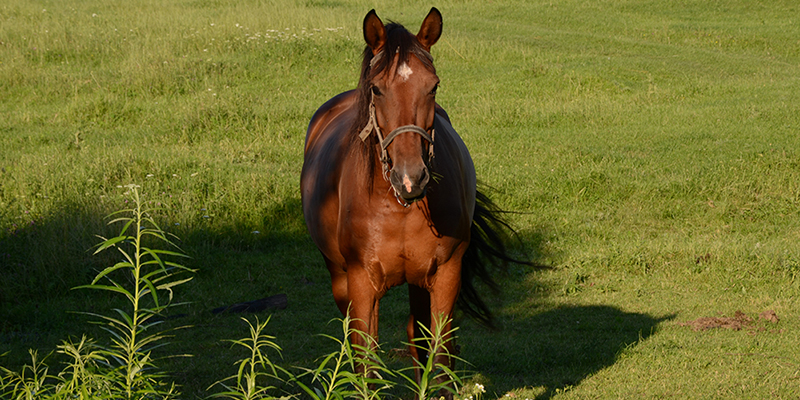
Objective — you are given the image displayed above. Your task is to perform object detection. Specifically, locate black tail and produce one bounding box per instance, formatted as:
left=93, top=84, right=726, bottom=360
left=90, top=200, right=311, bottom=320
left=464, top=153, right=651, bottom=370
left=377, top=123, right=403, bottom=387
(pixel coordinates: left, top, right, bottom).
left=457, top=189, right=538, bottom=328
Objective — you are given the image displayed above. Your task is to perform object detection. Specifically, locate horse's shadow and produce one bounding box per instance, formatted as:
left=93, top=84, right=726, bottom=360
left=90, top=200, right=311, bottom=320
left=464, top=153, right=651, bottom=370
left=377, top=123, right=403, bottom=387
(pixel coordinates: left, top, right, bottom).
left=460, top=303, right=674, bottom=399
left=377, top=225, right=672, bottom=399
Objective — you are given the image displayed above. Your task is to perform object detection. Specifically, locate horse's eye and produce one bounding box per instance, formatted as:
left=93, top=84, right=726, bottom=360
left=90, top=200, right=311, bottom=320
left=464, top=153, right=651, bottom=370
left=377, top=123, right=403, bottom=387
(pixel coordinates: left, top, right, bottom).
left=371, top=86, right=382, bottom=96
left=430, top=84, right=439, bottom=96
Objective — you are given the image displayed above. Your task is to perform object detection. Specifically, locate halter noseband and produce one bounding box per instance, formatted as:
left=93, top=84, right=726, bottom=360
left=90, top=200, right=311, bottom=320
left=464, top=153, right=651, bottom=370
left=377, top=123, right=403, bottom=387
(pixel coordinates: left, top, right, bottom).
left=358, top=48, right=436, bottom=181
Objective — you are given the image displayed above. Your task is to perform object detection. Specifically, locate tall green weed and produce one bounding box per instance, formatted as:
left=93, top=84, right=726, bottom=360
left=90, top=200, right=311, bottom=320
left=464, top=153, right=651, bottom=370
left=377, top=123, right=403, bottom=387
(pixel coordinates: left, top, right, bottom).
left=212, top=312, right=472, bottom=400
left=1, top=184, right=193, bottom=399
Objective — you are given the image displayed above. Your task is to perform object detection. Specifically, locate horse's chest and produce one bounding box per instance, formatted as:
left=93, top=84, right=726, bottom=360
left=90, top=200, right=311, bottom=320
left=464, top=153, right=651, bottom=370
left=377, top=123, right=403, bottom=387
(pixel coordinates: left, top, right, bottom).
left=371, top=227, right=450, bottom=289
left=340, top=200, right=459, bottom=287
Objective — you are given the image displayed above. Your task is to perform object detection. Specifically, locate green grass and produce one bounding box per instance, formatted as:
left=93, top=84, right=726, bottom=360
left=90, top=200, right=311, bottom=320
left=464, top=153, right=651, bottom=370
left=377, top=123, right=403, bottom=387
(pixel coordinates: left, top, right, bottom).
left=2, top=0, right=800, bottom=398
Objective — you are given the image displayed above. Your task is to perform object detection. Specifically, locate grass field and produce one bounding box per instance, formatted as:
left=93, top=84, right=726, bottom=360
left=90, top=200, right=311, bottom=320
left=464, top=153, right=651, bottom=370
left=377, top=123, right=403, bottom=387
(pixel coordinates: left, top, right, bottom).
left=2, top=0, right=800, bottom=398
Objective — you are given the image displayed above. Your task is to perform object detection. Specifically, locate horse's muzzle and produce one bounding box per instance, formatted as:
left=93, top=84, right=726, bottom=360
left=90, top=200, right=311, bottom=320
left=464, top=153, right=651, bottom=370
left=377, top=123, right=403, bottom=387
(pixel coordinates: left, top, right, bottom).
left=390, top=166, right=429, bottom=202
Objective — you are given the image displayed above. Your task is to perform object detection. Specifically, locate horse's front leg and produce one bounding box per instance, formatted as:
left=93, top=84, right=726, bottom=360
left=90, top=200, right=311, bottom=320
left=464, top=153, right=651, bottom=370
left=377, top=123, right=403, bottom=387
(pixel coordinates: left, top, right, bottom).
left=429, top=265, right=460, bottom=400
left=408, top=261, right=461, bottom=400
left=346, top=266, right=381, bottom=374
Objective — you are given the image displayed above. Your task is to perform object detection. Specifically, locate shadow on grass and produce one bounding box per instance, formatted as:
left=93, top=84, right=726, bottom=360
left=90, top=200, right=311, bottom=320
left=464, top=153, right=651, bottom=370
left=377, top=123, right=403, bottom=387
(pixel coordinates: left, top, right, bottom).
left=0, top=200, right=116, bottom=342
left=1, top=193, right=664, bottom=400
left=463, top=304, right=674, bottom=399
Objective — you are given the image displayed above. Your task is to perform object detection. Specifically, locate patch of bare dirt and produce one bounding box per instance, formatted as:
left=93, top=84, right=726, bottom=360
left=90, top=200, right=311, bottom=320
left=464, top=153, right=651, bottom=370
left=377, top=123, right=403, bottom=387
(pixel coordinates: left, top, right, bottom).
left=759, top=309, right=779, bottom=323
left=679, top=310, right=782, bottom=333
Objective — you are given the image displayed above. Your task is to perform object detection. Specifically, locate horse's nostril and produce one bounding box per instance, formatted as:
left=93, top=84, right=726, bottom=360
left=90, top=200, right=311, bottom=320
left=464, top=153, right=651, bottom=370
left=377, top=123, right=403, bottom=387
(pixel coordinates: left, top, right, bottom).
left=419, top=168, right=429, bottom=185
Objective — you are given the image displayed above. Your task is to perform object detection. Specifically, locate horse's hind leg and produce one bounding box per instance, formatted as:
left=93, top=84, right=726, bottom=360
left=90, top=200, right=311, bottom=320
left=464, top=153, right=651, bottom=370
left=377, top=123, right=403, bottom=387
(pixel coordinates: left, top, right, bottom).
left=407, top=284, right=432, bottom=371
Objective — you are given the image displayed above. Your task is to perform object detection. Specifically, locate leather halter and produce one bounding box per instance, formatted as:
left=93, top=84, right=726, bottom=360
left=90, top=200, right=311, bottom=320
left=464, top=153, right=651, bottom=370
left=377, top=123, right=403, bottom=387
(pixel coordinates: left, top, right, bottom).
left=358, top=49, right=436, bottom=181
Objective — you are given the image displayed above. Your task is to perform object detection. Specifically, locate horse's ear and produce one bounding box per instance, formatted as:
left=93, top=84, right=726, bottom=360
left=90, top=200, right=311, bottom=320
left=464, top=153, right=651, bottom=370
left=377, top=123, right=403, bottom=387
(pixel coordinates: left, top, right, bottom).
left=363, top=9, right=386, bottom=55
left=416, top=7, right=442, bottom=51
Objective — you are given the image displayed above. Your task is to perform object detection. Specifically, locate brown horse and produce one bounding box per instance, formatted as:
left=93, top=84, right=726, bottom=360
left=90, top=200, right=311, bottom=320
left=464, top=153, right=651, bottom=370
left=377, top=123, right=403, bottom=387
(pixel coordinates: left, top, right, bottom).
left=301, top=7, right=523, bottom=388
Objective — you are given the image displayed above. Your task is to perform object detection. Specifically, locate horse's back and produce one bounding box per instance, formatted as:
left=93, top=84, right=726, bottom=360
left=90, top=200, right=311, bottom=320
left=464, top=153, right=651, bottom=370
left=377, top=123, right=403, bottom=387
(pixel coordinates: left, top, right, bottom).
left=304, top=90, right=357, bottom=154
left=431, top=111, right=477, bottom=223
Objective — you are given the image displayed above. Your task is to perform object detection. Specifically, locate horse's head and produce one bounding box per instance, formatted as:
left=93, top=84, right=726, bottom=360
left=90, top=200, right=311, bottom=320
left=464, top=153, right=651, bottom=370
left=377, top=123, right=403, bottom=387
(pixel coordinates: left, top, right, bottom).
left=360, top=8, right=442, bottom=204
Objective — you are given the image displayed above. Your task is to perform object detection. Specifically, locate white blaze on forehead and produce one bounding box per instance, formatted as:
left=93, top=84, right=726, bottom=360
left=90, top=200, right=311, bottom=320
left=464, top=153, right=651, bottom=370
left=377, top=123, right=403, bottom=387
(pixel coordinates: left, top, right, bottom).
left=397, top=62, right=413, bottom=81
